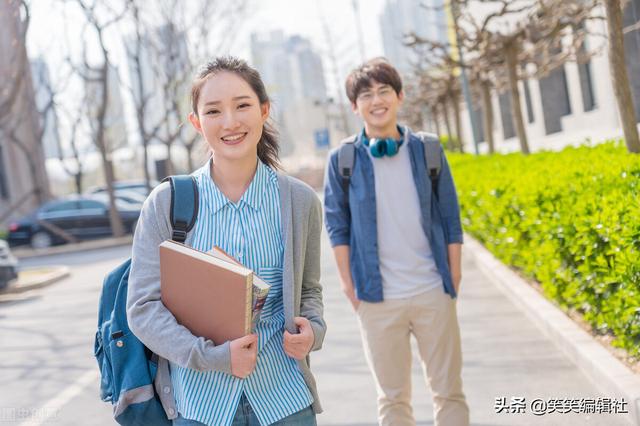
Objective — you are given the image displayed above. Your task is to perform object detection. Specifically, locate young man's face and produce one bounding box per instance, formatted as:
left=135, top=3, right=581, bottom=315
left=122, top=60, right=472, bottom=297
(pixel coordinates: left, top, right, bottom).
left=352, top=81, right=403, bottom=133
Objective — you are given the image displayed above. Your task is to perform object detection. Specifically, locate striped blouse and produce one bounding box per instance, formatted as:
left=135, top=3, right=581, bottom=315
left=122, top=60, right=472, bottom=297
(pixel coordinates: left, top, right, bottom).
left=169, top=158, right=314, bottom=426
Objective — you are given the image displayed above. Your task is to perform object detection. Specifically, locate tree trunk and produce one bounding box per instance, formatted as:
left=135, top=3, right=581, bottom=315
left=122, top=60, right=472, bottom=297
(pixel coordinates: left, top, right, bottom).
left=95, top=42, right=125, bottom=238
left=442, top=99, right=453, bottom=145
left=451, top=92, right=465, bottom=153
left=481, top=80, right=495, bottom=154
left=604, top=0, right=640, bottom=153
left=74, top=172, right=83, bottom=195
left=505, top=40, right=530, bottom=154
left=186, top=144, right=195, bottom=172
left=431, top=105, right=442, bottom=136
left=102, top=157, right=125, bottom=237
left=166, top=142, right=175, bottom=176
left=143, top=141, right=151, bottom=192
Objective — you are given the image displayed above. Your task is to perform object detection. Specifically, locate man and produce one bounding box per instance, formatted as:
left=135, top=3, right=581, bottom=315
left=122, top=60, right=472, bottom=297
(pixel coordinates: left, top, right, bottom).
left=323, top=57, right=470, bottom=426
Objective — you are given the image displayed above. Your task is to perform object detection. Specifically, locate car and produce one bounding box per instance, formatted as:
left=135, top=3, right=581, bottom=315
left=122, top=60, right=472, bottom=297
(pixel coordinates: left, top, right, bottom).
left=7, top=194, right=141, bottom=249
left=0, top=239, right=18, bottom=290
left=86, top=180, right=159, bottom=198
left=84, top=189, right=146, bottom=207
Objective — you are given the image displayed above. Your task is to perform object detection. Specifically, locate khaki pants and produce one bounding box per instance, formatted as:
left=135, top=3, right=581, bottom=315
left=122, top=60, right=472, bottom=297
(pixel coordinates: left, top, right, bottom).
left=356, top=289, right=469, bottom=426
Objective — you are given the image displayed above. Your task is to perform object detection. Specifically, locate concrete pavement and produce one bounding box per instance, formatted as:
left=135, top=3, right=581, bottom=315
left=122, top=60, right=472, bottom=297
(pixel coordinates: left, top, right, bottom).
left=0, top=233, right=635, bottom=425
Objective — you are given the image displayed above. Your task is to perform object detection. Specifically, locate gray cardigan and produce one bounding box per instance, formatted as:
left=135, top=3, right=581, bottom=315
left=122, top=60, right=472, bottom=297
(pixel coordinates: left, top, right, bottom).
left=127, top=173, right=326, bottom=417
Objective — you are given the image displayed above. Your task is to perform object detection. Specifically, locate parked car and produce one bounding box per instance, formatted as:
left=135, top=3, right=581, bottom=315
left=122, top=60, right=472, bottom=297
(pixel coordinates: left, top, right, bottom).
left=84, top=188, right=146, bottom=207
left=7, top=194, right=141, bottom=249
left=86, top=180, right=159, bottom=198
left=0, top=240, right=18, bottom=290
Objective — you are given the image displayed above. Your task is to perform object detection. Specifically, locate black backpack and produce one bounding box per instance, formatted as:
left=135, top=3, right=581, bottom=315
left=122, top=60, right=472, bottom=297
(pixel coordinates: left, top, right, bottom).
left=337, top=131, right=443, bottom=198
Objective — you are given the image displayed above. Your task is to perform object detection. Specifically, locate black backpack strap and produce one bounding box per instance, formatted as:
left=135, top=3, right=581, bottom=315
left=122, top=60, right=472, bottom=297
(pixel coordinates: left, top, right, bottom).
left=162, top=175, right=199, bottom=243
left=337, top=135, right=357, bottom=197
left=416, top=132, right=442, bottom=200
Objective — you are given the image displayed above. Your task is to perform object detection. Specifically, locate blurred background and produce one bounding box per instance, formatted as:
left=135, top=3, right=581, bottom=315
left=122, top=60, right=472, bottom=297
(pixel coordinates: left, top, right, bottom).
left=2, top=0, right=640, bottom=238
left=1, top=1, right=640, bottom=425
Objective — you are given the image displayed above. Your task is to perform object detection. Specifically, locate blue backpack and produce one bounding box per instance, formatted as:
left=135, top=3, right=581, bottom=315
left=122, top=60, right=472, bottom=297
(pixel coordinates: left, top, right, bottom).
left=94, top=176, right=198, bottom=425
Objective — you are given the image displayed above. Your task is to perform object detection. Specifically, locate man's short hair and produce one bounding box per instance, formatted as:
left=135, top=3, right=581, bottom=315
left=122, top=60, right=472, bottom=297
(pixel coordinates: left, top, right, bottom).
left=345, top=57, right=403, bottom=104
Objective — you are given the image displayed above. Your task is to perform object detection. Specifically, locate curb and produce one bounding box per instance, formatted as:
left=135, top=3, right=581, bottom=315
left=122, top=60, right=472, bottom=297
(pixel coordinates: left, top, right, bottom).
left=465, top=234, right=640, bottom=426
left=0, top=266, right=70, bottom=300
left=12, top=236, right=133, bottom=259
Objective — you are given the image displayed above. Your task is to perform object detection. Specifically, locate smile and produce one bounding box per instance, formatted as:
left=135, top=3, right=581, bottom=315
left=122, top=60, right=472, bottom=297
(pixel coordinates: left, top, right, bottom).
left=370, top=108, right=388, bottom=117
left=221, top=133, right=247, bottom=145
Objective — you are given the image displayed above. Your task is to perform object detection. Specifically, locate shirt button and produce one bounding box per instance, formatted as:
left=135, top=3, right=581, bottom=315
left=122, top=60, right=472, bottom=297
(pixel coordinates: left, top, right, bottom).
left=163, top=386, right=170, bottom=394
left=237, top=253, right=243, bottom=259
left=168, top=408, right=175, bottom=416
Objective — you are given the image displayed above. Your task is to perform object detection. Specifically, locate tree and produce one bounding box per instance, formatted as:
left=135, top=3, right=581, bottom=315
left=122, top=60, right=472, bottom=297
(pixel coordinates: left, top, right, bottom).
left=69, top=0, right=128, bottom=237
left=0, top=0, right=51, bottom=217
left=126, top=0, right=250, bottom=176
left=407, top=0, right=600, bottom=155
left=603, top=0, right=640, bottom=153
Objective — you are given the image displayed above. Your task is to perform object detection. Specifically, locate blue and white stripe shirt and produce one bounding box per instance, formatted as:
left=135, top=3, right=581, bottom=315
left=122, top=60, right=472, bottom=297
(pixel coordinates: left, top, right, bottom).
left=170, top=158, right=314, bottom=426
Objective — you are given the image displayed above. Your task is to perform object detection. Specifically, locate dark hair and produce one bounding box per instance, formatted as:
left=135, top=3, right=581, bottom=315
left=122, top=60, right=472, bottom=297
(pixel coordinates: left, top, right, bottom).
left=345, top=57, right=403, bottom=104
left=191, top=56, right=281, bottom=170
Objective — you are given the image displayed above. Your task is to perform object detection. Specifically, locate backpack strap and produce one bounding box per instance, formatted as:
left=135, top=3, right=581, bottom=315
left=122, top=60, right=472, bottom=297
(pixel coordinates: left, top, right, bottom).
left=162, top=175, right=199, bottom=243
left=337, top=135, right=357, bottom=196
left=416, top=132, right=442, bottom=199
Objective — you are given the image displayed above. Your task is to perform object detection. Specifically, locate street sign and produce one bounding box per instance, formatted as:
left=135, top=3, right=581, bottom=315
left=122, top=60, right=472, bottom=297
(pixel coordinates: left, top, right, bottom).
left=314, top=128, right=330, bottom=149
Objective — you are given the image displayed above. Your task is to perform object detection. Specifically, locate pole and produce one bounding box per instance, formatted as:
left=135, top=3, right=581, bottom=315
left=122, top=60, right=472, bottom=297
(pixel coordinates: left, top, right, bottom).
left=449, top=0, right=480, bottom=154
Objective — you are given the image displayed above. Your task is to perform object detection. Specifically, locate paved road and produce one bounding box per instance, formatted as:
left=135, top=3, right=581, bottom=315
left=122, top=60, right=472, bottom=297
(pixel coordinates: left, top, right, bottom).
left=0, top=236, right=633, bottom=425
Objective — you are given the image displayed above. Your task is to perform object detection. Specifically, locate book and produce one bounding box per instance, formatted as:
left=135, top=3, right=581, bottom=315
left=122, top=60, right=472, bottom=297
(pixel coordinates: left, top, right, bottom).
left=159, top=240, right=270, bottom=345
left=207, top=246, right=270, bottom=329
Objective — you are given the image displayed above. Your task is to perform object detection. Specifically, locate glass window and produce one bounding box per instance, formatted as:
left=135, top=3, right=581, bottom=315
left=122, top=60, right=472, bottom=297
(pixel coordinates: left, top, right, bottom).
left=78, top=200, right=105, bottom=210
left=43, top=201, right=80, bottom=213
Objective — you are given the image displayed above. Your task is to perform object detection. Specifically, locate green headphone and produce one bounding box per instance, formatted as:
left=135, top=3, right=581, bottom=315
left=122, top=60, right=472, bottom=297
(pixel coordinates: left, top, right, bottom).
left=362, top=126, right=404, bottom=158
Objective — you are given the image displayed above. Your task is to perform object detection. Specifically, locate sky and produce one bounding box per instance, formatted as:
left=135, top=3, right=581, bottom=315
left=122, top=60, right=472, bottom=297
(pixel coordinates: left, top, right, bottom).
left=23, top=0, right=390, bottom=178
left=26, top=0, right=388, bottom=99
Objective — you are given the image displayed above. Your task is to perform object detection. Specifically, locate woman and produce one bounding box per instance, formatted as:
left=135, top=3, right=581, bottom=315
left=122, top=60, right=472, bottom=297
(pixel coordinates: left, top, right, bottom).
left=127, top=56, right=325, bottom=426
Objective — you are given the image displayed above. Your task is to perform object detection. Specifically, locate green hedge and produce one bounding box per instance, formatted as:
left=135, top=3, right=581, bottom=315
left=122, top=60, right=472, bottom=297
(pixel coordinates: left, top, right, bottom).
left=449, top=141, right=640, bottom=358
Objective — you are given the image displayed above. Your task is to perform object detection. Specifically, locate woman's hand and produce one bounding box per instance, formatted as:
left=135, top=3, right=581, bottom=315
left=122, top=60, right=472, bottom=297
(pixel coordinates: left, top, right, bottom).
left=230, top=334, right=258, bottom=378
left=283, top=317, right=315, bottom=360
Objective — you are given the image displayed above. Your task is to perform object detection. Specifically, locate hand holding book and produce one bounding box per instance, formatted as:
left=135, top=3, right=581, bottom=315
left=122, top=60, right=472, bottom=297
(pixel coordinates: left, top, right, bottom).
left=230, top=333, right=258, bottom=378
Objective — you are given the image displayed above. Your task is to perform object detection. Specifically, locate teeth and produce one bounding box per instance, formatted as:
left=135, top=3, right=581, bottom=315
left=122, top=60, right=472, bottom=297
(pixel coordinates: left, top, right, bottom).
left=371, top=109, right=386, bottom=114
left=222, top=134, right=244, bottom=141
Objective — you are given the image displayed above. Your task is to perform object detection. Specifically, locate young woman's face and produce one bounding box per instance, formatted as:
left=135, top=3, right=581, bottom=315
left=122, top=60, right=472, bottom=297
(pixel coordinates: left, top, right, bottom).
left=189, top=71, right=269, bottom=163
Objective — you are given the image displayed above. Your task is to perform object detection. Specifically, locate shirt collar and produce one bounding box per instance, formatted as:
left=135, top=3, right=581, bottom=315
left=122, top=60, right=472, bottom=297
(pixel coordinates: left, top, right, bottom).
left=199, top=157, right=273, bottom=214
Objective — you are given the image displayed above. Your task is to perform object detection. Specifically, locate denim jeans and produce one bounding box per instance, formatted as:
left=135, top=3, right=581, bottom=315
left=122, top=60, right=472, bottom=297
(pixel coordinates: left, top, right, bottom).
left=172, top=394, right=316, bottom=426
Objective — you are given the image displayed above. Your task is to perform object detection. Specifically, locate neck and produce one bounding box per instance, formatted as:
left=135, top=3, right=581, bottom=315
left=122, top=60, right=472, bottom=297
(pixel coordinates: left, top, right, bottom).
left=364, top=122, right=401, bottom=140
left=210, top=155, right=258, bottom=203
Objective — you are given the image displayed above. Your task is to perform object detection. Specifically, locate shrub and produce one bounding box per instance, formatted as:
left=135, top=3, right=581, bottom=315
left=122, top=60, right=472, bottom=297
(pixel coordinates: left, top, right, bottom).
left=449, top=141, right=640, bottom=358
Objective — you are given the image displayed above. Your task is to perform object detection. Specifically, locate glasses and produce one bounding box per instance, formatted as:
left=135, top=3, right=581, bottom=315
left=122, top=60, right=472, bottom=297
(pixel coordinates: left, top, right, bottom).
left=356, top=87, right=396, bottom=103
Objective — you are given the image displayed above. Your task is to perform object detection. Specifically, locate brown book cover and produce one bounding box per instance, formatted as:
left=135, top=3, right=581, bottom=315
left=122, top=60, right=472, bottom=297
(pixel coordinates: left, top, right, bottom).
left=160, top=240, right=252, bottom=345
left=208, top=246, right=271, bottom=328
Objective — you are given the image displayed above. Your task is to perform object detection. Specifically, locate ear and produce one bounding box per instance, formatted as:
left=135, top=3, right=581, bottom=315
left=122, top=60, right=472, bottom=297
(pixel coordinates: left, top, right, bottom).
left=261, top=102, right=270, bottom=122
left=351, top=102, right=361, bottom=116
left=398, top=90, right=405, bottom=103
left=188, top=112, right=202, bottom=133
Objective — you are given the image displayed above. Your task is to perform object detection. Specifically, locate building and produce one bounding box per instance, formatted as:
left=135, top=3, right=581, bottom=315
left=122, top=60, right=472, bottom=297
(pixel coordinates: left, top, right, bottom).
left=449, top=1, right=640, bottom=154
left=30, top=58, right=60, bottom=159
left=85, top=63, right=129, bottom=154
left=380, top=0, right=448, bottom=76
left=251, top=31, right=335, bottom=161
left=0, top=1, right=51, bottom=226
left=125, top=23, right=191, bottom=178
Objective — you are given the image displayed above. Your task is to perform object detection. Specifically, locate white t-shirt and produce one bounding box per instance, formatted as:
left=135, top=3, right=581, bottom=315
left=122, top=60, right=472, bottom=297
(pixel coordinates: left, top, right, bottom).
left=367, top=139, right=443, bottom=299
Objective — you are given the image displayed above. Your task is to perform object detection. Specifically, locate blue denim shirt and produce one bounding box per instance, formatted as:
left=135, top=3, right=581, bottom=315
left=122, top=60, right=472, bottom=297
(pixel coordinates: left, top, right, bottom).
left=323, top=128, right=463, bottom=302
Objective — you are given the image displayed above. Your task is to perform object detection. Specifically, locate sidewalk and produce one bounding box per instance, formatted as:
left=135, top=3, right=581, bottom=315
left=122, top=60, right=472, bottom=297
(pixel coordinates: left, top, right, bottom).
left=313, top=231, right=635, bottom=425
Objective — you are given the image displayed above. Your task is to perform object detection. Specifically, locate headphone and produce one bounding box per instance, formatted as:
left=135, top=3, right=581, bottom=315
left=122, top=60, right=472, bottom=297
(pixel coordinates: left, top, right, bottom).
left=361, top=126, right=405, bottom=158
